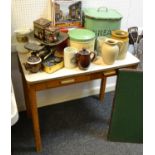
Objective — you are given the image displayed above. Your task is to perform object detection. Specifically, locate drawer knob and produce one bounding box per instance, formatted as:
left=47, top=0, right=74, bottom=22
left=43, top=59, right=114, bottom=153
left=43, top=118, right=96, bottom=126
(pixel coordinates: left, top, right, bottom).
left=60, top=79, right=75, bottom=84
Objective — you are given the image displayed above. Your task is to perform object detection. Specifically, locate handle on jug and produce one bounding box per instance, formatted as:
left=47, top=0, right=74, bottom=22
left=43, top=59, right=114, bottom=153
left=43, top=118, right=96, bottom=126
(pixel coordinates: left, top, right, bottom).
left=90, top=52, right=96, bottom=62
left=116, top=41, right=123, bottom=52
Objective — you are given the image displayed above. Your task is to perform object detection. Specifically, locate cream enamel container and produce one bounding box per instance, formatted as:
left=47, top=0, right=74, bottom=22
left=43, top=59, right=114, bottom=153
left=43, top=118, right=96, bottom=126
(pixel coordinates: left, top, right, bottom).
left=68, top=28, right=96, bottom=52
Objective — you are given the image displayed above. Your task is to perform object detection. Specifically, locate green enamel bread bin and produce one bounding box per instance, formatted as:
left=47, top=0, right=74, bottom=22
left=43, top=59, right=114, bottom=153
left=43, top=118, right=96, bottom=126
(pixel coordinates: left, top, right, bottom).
left=84, top=7, right=123, bottom=37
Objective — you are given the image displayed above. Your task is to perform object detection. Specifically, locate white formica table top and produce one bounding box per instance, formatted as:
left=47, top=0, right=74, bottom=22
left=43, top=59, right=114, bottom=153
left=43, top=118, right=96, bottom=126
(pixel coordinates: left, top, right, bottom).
left=18, top=52, right=139, bottom=84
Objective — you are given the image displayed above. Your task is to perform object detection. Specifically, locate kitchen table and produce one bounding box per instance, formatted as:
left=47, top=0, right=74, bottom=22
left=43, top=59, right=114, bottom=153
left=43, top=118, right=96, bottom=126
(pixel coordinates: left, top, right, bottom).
left=17, top=52, right=139, bottom=152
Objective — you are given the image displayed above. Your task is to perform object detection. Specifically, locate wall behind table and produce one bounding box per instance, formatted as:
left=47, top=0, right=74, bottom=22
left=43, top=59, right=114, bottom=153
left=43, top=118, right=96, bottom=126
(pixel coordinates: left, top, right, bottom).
left=11, top=0, right=142, bottom=111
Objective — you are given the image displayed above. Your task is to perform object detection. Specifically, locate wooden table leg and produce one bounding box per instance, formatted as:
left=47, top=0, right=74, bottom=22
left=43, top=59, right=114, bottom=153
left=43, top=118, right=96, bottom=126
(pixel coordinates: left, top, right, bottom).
left=22, top=74, right=31, bottom=118
left=18, top=57, right=31, bottom=118
left=28, top=87, right=42, bottom=152
left=99, top=70, right=117, bottom=102
left=99, top=77, right=107, bottom=101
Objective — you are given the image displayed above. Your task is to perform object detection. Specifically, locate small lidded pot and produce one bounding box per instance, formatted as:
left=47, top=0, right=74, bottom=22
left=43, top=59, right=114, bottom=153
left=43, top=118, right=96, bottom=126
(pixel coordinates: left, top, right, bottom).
left=26, top=53, right=42, bottom=73
left=44, top=26, right=60, bottom=43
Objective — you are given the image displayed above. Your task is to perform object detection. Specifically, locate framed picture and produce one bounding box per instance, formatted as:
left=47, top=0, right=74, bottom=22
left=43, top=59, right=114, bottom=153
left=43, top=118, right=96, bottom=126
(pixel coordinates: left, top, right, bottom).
left=50, top=0, right=82, bottom=28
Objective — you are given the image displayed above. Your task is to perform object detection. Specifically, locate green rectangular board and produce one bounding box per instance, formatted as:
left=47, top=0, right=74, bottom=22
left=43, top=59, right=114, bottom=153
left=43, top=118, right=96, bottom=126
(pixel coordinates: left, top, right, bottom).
left=108, top=69, right=143, bottom=143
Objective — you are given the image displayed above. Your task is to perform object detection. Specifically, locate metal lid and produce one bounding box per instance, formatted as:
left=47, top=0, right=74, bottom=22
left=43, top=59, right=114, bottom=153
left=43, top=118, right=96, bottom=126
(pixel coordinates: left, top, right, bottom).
left=27, top=55, right=41, bottom=65
left=79, top=48, right=89, bottom=55
left=34, top=18, right=51, bottom=26
left=24, top=43, right=45, bottom=52
left=68, top=28, right=95, bottom=41
left=84, top=7, right=123, bottom=20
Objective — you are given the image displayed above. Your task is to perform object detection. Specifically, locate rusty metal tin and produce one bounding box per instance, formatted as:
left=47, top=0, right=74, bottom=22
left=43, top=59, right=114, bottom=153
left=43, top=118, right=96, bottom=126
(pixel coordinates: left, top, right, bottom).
left=33, top=18, right=51, bottom=41
left=44, top=26, right=60, bottom=43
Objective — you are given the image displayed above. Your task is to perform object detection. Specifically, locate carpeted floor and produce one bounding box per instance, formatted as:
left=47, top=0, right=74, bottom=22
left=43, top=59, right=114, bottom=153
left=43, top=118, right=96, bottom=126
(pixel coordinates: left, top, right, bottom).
left=11, top=92, right=143, bottom=155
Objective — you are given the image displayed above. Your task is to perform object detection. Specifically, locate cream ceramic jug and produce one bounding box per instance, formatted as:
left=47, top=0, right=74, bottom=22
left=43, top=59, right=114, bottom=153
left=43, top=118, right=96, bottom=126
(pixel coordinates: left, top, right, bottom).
left=101, top=38, right=122, bottom=65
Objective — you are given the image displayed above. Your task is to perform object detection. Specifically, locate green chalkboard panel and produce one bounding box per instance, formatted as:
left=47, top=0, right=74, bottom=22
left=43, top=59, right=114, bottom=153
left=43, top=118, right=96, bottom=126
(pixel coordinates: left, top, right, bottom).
left=108, top=69, right=143, bottom=143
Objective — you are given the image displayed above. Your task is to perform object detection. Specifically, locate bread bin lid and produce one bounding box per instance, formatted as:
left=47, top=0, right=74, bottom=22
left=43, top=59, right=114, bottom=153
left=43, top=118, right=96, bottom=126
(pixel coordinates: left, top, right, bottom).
left=68, top=28, right=95, bottom=41
left=84, top=7, right=123, bottom=20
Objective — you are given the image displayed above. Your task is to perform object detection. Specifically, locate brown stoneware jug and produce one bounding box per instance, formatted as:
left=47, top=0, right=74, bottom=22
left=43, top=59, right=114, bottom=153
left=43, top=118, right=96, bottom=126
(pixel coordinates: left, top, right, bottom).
left=76, top=48, right=96, bottom=70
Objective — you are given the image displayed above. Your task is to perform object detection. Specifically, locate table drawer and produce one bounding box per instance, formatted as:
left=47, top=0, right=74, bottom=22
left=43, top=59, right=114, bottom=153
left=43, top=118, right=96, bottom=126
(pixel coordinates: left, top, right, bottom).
left=60, top=75, right=90, bottom=85
left=34, top=72, right=103, bottom=90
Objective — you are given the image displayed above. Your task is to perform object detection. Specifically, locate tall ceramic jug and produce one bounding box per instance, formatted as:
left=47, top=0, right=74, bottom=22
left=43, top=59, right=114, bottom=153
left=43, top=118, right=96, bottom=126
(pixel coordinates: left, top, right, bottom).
left=111, top=30, right=129, bottom=59
left=101, top=38, right=122, bottom=65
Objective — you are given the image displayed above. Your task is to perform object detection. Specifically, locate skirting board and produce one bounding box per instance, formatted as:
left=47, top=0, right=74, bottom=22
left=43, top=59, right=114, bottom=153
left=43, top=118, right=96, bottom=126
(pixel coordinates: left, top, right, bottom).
left=37, top=83, right=116, bottom=108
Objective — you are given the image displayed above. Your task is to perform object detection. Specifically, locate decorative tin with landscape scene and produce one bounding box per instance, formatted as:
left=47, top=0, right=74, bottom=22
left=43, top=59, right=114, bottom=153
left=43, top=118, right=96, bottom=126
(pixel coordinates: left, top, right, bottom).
left=83, top=7, right=123, bottom=37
